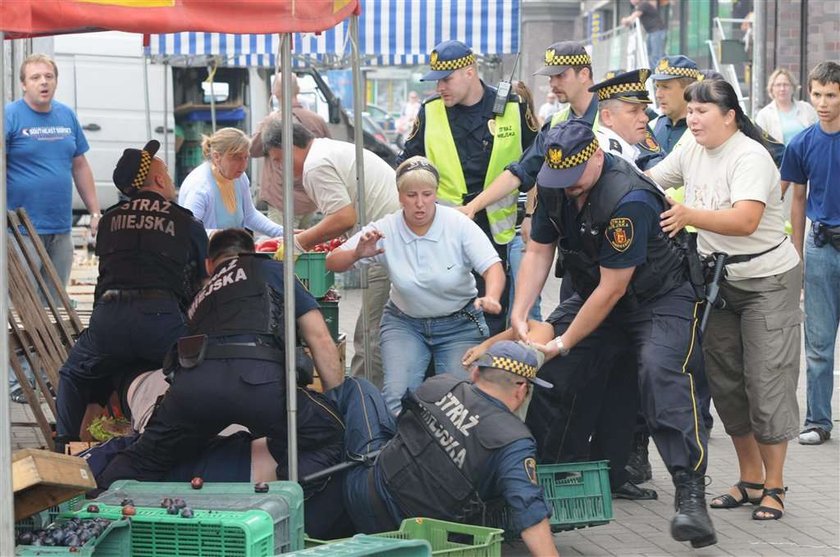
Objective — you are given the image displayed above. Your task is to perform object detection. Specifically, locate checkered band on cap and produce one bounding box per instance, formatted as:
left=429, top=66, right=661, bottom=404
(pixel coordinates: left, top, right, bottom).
left=656, top=58, right=700, bottom=79
left=596, top=81, right=648, bottom=101
left=430, top=51, right=476, bottom=72
left=545, top=138, right=598, bottom=170
left=544, top=49, right=591, bottom=67
left=132, top=150, right=152, bottom=190
left=483, top=355, right=538, bottom=381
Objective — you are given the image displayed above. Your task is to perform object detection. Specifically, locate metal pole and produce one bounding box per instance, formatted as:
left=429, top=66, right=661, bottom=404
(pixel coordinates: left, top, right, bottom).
left=1, top=31, right=16, bottom=557
left=208, top=64, right=217, bottom=133
left=280, top=34, right=298, bottom=483
left=750, top=0, right=766, bottom=119
left=350, top=14, right=371, bottom=381
left=163, top=61, right=170, bottom=166
left=142, top=52, right=152, bottom=138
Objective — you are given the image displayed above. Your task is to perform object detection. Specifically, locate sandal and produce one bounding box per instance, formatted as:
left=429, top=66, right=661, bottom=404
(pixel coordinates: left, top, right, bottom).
left=752, top=487, right=787, bottom=520
left=710, top=480, right=764, bottom=509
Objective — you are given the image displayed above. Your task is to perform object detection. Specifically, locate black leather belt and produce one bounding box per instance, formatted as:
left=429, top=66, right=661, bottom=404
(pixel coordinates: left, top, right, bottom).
left=100, top=289, right=175, bottom=302
left=204, top=343, right=283, bottom=362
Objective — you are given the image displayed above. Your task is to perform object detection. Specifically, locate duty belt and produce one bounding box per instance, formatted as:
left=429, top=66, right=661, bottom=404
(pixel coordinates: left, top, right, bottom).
left=100, top=289, right=175, bottom=302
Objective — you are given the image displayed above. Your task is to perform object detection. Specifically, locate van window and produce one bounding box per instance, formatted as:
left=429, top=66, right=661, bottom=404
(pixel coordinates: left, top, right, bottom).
left=202, top=82, right=230, bottom=103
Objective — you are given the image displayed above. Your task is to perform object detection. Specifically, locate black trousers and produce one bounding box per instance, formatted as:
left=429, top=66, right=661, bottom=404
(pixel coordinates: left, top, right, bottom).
left=97, top=356, right=344, bottom=488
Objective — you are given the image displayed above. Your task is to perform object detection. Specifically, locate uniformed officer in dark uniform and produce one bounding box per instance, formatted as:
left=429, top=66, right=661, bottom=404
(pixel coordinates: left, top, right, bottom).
left=332, top=341, right=557, bottom=556
left=513, top=121, right=717, bottom=548
left=97, top=228, right=345, bottom=487
left=55, top=140, right=207, bottom=449
left=398, top=40, right=539, bottom=335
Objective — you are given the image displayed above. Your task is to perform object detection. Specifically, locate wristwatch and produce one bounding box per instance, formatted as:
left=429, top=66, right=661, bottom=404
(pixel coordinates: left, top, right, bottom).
left=552, top=336, right=570, bottom=357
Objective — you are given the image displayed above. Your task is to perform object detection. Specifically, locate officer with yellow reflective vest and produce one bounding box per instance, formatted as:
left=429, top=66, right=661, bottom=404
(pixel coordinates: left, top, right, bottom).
left=398, top=40, right=538, bottom=334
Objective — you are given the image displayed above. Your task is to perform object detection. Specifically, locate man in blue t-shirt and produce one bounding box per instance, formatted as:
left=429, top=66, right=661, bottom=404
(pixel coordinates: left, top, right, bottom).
left=5, top=54, right=100, bottom=285
left=781, top=61, right=840, bottom=446
left=5, top=54, right=100, bottom=402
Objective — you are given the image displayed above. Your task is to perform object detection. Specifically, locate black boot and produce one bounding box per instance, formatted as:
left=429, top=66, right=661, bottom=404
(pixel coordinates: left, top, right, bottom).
left=625, top=434, right=652, bottom=484
left=671, top=470, right=717, bottom=548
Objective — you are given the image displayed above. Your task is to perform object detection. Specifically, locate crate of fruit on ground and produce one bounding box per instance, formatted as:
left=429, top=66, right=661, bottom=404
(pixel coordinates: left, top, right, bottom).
left=255, top=237, right=344, bottom=298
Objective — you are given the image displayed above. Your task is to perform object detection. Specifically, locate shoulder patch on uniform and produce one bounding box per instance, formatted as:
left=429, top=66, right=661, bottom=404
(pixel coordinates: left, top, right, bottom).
left=406, top=117, right=420, bottom=141
left=644, top=130, right=660, bottom=152
left=524, top=457, right=538, bottom=484
left=609, top=138, right=622, bottom=154
left=606, top=217, right=634, bottom=252
left=525, top=106, right=539, bottom=132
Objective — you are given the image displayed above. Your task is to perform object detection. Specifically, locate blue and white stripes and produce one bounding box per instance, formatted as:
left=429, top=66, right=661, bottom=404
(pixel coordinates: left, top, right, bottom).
left=148, top=0, right=520, bottom=67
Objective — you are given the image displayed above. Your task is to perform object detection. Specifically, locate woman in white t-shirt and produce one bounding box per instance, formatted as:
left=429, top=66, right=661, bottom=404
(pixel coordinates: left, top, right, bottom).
left=649, top=79, right=802, bottom=522
left=327, top=157, right=505, bottom=414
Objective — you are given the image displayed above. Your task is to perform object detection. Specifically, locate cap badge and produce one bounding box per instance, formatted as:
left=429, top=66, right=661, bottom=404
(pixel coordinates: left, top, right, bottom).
left=657, top=58, right=669, bottom=72
left=545, top=49, right=555, bottom=64
left=547, top=147, right=563, bottom=167
left=430, top=51, right=439, bottom=65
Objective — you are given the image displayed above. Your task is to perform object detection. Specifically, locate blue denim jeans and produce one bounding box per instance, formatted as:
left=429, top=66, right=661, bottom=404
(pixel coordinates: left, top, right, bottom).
left=380, top=301, right=488, bottom=414
left=803, top=230, right=840, bottom=432
left=646, top=30, right=667, bottom=70
left=508, top=232, right=542, bottom=322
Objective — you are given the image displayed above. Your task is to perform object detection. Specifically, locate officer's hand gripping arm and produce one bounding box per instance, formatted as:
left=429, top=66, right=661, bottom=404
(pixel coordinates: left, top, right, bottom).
left=510, top=240, right=554, bottom=341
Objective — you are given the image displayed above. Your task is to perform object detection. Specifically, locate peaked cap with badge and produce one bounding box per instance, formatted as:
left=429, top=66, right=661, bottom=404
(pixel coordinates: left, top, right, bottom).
left=589, top=69, right=653, bottom=104
left=475, top=340, right=553, bottom=388
left=113, top=140, right=161, bottom=197
left=651, top=55, right=702, bottom=81
left=421, top=40, right=477, bottom=81
left=534, top=41, right=591, bottom=77
left=537, top=120, right=600, bottom=189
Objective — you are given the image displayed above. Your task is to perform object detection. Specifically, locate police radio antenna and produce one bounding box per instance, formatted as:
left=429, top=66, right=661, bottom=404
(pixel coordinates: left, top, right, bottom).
left=492, top=53, right=521, bottom=115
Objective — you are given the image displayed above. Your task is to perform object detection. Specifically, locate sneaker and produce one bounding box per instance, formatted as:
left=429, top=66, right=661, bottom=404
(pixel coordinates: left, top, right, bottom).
left=798, top=427, right=830, bottom=445
left=10, top=387, right=28, bottom=404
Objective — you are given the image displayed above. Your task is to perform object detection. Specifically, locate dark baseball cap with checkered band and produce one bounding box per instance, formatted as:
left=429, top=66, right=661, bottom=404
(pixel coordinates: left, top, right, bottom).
left=589, top=69, right=653, bottom=104
left=421, top=40, right=476, bottom=81
left=537, top=120, right=600, bottom=189
left=113, top=140, right=161, bottom=197
left=475, top=340, right=553, bottom=389
left=651, top=55, right=701, bottom=81
left=534, top=41, right=591, bottom=77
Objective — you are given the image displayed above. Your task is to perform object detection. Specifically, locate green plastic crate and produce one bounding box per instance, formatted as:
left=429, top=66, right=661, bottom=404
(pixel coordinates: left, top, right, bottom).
left=15, top=496, right=85, bottom=535
left=294, top=252, right=334, bottom=297
left=537, top=460, right=613, bottom=532
left=73, top=504, right=274, bottom=557
left=375, top=518, right=503, bottom=557
left=286, top=534, right=431, bottom=556
left=15, top=518, right=130, bottom=557
left=98, top=480, right=304, bottom=554
left=318, top=299, right=339, bottom=341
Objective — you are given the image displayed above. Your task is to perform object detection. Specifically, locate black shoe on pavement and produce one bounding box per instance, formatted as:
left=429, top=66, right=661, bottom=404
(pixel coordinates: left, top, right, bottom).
left=626, top=435, right=652, bottom=484
left=10, top=387, right=28, bottom=404
left=670, top=470, right=717, bottom=548
left=613, top=481, right=658, bottom=500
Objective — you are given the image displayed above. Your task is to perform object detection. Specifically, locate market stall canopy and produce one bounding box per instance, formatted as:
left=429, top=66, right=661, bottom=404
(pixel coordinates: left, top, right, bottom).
left=148, top=0, right=521, bottom=67
left=0, top=0, right=359, bottom=39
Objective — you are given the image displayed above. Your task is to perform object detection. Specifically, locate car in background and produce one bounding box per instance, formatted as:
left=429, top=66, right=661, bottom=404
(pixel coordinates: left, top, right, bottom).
left=365, top=104, right=398, bottom=142
left=344, top=109, right=399, bottom=168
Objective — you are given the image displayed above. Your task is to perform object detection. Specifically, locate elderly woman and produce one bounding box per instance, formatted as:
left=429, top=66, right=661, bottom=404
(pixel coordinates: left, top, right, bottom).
left=755, top=68, right=818, bottom=146
left=326, top=156, right=505, bottom=414
left=650, top=79, right=802, bottom=521
left=179, top=127, right=284, bottom=238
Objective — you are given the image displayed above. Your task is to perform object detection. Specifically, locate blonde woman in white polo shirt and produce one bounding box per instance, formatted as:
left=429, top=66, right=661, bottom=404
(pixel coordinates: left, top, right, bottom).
left=650, top=79, right=802, bottom=522
left=327, top=156, right=505, bottom=414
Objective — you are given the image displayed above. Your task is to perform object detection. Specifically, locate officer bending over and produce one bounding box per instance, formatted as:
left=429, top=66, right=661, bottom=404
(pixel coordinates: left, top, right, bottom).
left=514, top=121, right=716, bottom=548
left=331, top=341, right=558, bottom=557
left=55, top=140, right=207, bottom=450
left=98, top=228, right=345, bottom=487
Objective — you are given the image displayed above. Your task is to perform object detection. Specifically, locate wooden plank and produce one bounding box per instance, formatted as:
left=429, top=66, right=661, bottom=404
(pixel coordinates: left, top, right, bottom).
left=7, top=340, right=55, bottom=451
left=12, top=449, right=96, bottom=521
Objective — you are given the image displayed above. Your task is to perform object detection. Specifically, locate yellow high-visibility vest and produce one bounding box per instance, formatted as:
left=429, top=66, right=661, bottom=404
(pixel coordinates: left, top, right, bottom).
left=424, top=97, right=522, bottom=244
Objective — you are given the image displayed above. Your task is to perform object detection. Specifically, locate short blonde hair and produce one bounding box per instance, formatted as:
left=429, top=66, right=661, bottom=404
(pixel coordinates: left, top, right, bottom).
left=201, top=127, right=250, bottom=159
left=395, top=156, right=439, bottom=193
left=20, top=54, right=58, bottom=82
left=767, top=68, right=799, bottom=99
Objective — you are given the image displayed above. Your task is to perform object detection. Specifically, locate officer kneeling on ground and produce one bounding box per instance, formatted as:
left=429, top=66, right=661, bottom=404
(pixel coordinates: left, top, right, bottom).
left=55, top=140, right=208, bottom=451
left=514, top=120, right=717, bottom=548
left=332, top=341, right=558, bottom=557
left=98, top=228, right=345, bottom=487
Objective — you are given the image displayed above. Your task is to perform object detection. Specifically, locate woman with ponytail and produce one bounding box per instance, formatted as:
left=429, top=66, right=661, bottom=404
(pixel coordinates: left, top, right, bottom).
left=648, top=79, right=802, bottom=521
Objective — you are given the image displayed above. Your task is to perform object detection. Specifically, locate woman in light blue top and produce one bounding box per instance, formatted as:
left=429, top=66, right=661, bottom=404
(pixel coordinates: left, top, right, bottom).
left=179, top=127, right=284, bottom=238
left=326, top=156, right=506, bottom=414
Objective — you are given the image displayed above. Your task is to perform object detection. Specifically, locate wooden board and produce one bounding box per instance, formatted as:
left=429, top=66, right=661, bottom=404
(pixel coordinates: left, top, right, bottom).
left=12, top=449, right=96, bottom=521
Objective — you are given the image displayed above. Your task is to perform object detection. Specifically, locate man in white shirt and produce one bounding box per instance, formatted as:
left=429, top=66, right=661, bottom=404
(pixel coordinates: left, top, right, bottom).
left=261, top=120, right=400, bottom=388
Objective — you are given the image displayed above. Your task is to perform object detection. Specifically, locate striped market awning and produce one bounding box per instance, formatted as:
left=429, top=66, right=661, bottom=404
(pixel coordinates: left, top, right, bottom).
left=148, top=0, right=520, bottom=67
